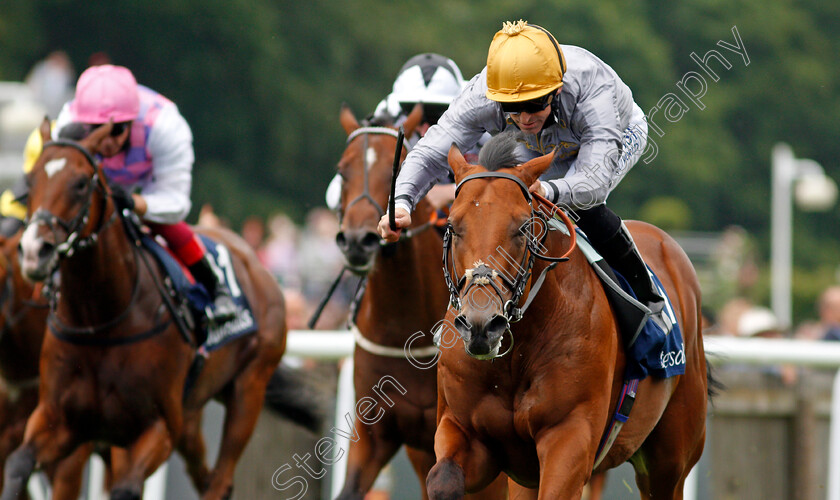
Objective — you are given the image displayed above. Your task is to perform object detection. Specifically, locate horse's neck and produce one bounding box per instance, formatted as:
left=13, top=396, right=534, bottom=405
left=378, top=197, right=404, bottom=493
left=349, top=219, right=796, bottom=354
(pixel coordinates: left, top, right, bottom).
left=519, top=229, right=607, bottom=337
left=57, top=224, right=140, bottom=324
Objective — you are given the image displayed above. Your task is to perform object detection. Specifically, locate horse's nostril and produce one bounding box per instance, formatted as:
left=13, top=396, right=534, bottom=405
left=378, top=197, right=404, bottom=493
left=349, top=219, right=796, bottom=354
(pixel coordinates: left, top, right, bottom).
left=38, top=242, right=54, bottom=261
left=454, top=315, right=471, bottom=339
left=486, top=314, right=509, bottom=339
left=335, top=232, right=348, bottom=250
left=360, top=232, right=381, bottom=250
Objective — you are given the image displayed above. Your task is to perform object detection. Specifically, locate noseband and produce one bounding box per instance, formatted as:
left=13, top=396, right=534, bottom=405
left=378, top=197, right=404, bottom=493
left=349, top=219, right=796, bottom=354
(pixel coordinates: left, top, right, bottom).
left=442, top=171, right=577, bottom=323
left=339, top=127, right=411, bottom=223
left=29, top=140, right=115, bottom=261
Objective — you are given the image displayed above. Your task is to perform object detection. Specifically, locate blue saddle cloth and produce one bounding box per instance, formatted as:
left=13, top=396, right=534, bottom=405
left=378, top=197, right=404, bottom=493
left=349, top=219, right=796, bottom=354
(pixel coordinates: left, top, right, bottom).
left=612, top=268, right=685, bottom=379
left=141, top=234, right=258, bottom=352
left=557, top=225, right=685, bottom=380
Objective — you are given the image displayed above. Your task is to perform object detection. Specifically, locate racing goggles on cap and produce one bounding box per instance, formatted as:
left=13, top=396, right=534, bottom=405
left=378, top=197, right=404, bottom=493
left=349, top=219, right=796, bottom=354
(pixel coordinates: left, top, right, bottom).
left=80, top=121, right=131, bottom=137
left=399, top=102, right=450, bottom=126
left=500, top=92, right=555, bottom=114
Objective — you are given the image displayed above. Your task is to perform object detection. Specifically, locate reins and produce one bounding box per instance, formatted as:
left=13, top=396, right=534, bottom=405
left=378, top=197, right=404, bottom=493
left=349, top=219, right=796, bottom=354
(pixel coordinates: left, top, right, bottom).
left=33, top=140, right=190, bottom=347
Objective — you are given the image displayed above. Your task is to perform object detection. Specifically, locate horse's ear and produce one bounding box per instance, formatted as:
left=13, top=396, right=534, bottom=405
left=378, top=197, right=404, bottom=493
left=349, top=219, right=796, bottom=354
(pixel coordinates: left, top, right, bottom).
left=402, top=103, right=424, bottom=138
left=517, top=148, right=557, bottom=186
left=79, top=121, right=113, bottom=155
left=39, top=117, right=51, bottom=144
left=340, top=103, right=359, bottom=135
left=448, top=143, right=471, bottom=182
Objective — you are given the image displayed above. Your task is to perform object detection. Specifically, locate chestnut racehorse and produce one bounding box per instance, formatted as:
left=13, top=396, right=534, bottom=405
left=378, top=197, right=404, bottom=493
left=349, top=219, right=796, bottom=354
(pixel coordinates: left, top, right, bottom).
left=425, top=135, right=709, bottom=499
left=332, top=105, right=505, bottom=500
left=1, top=120, right=314, bottom=500
left=0, top=231, right=94, bottom=499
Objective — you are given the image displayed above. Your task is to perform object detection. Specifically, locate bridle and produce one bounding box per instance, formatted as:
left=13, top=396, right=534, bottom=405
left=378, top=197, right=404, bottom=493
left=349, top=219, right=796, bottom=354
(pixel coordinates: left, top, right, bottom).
left=339, top=127, right=410, bottom=225
left=27, top=140, right=117, bottom=264
left=29, top=139, right=191, bottom=346
left=442, top=171, right=577, bottom=324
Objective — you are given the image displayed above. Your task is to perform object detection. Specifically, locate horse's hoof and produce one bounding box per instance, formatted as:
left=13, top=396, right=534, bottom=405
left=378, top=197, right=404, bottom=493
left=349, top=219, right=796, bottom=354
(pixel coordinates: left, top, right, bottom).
left=110, top=487, right=142, bottom=500
left=426, top=459, right=465, bottom=500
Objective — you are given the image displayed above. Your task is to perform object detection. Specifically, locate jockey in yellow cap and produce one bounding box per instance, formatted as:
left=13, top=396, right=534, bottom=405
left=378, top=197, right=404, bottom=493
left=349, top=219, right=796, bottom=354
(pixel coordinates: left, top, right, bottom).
left=0, top=125, right=54, bottom=237
left=378, top=20, right=670, bottom=332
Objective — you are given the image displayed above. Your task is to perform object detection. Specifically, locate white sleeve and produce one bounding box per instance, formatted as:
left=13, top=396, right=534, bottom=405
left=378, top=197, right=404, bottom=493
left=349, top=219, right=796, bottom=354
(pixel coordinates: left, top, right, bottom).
left=140, top=104, right=194, bottom=224
left=52, top=102, right=74, bottom=140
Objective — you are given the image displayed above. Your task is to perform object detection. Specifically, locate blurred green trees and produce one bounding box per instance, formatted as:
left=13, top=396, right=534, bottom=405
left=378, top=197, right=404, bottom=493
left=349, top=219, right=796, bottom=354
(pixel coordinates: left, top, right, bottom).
left=1, top=0, right=838, bottom=323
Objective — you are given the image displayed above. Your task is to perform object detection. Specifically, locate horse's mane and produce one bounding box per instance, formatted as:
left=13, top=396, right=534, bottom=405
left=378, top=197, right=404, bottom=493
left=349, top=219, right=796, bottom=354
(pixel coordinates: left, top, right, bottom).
left=477, top=131, right=527, bottom=171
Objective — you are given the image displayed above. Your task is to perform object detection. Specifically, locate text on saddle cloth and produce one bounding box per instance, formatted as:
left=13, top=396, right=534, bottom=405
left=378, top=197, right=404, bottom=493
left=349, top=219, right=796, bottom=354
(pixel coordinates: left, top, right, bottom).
left=141, top=233, right=257, bottom=351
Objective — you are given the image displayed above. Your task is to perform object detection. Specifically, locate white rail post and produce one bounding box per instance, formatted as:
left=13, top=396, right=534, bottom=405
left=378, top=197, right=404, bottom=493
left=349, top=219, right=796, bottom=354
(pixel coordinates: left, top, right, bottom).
left=330, top=356, right=355, bottom=498
left=828, top=368, right=840, bottom=500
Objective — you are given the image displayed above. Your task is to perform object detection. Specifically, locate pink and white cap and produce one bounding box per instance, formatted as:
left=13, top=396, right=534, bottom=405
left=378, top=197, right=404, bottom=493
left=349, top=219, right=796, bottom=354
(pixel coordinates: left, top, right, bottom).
left=70, top=64, right=140, bottom=124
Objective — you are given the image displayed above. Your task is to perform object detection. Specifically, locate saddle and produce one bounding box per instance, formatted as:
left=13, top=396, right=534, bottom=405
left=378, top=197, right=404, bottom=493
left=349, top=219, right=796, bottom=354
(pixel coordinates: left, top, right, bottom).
left=123, top=215, right=258, bottom=351
left=547, top=218, right=685, bottom=380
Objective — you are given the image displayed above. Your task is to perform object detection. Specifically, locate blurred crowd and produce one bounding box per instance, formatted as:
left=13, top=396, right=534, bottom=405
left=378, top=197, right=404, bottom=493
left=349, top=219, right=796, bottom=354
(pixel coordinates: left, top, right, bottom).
left=199, top=204, right=358, bottom=331
left=17, top=50, right=840, bottom=357
left=700, top=226, right=840, bottom=386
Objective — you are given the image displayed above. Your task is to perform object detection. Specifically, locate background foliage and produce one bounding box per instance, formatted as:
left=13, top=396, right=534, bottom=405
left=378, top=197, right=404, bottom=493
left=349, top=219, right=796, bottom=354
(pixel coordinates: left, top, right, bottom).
left=1, top=0, right=838, bottom=323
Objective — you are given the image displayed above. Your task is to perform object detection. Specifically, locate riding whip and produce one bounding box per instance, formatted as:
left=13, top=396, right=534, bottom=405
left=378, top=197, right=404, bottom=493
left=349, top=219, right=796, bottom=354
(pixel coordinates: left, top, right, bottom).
left=388, top=126, right=405, bottom=231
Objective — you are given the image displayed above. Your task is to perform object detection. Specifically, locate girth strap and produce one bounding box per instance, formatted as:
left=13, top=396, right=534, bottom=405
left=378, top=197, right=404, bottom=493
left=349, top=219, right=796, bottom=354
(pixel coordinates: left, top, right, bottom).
left=593, top=378, right=639, bottom=469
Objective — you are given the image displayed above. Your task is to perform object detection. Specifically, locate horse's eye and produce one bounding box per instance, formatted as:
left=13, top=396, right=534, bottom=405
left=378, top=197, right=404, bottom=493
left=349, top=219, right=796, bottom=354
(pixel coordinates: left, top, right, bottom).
left=74, top=178, right=87, bottom=193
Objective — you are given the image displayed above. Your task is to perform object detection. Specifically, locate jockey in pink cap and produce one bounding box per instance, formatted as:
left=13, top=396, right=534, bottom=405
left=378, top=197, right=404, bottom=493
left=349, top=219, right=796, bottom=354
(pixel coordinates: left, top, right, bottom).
left=54, top=64, right=237, bottom=322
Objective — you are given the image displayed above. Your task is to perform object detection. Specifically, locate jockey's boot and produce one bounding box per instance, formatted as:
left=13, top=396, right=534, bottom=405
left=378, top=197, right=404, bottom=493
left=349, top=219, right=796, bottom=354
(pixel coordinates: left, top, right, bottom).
left=189, top=254, right=238, bottom=323
left=596, top=222, right=673, bottom=333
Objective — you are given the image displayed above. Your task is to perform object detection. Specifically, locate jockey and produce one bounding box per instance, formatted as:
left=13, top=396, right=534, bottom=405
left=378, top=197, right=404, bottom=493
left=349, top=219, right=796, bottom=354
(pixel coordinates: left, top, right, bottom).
left=326, top=53, right=473, bottom=211
left=373, top=53, right=467, bottom=141
left=377, top=20, right=670, bottom=330
left=53, top=64, right=237, bottom=323
left=0, top=126, right=45, bottom=238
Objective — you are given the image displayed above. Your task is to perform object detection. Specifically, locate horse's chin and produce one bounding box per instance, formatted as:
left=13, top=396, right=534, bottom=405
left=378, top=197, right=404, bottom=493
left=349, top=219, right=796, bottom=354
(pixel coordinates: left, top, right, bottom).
left=344, top=255, right=376, bottom=276
left=465, top=337, right=502, bottom=360
left=22, top=266, right=48, bottom=283
left=20, top=252, right=54, bottom=283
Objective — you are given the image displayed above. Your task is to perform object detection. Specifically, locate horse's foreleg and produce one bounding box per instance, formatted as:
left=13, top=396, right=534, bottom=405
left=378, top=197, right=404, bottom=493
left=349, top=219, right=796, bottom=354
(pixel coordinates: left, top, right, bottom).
left=404, top=446, right=437, bottom=500
left=177, top=410, right=209, bottom=494
left=533, top=421, right=595, bottom=500
left=427, top=416, right=498, bottom=500
left=109, top=418, right=174, bottom=500
left=586, top=471, right=607, bottom=500
left=1, top=405, right=76, bottom=500
left=334, top=420, right=402, bottom=500
left=466, top=473, right=509, bottom=500
left=47, top=443, right=93, bottom=500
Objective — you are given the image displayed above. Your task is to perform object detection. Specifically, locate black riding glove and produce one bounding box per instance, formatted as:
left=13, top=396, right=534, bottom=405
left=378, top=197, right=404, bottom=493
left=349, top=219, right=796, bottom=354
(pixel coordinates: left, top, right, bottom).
left=111, top=185, right=135, bottom=213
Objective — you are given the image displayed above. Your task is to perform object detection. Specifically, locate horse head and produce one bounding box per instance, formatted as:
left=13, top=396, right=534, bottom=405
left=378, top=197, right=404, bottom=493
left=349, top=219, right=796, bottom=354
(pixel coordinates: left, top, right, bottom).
left=445, top=132, right=555, bottom=359
left=19, top=118, right=115, bottom=281
left=334, top=104, right=423, bottom=273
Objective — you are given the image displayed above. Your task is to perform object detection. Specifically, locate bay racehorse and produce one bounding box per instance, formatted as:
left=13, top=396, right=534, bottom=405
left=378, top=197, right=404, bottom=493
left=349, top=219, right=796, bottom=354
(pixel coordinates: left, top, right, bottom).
left=1, top=120, right=318, bottom=500
left=425, top=135, right=710, bottom=499
left=332, top=105, right=505, bottom=500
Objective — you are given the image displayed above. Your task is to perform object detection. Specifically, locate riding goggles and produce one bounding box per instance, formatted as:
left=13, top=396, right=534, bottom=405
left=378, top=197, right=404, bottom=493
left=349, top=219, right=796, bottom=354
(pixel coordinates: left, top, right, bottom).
left=82, top=121, right=131, bottom=137
left=399, top=102, right=450, bottom=126
left=500, top=92, right=555, bottom=115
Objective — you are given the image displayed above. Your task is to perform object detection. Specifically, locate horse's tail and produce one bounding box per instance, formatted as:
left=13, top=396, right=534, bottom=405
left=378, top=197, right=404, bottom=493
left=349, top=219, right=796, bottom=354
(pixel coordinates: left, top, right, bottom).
left=263, top=363, right=326, bottom=433
left=705, top=356, right=724, bottom=401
